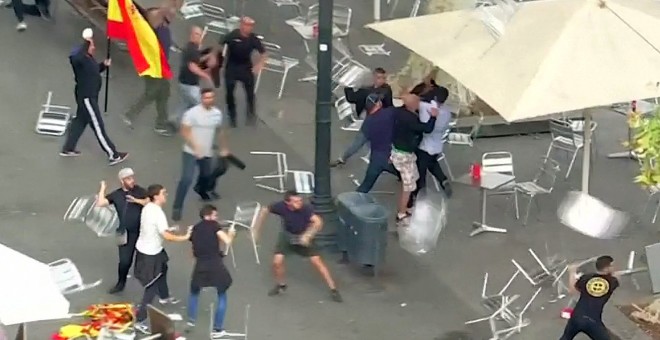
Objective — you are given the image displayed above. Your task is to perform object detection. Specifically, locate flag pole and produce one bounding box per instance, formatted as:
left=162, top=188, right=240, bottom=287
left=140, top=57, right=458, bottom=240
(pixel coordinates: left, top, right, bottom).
left=103, top=37, right=111, bottom=114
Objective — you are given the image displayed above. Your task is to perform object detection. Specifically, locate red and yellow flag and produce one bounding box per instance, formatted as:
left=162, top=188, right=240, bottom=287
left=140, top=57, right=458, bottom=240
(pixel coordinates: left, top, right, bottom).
left=107, top=0, right=172, bottom=79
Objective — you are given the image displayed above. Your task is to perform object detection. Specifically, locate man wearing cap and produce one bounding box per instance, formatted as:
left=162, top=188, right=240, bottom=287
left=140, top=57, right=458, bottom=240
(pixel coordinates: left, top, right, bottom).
left=218, top=17, right=266, bottom=127
left=356, top=93, right=399, bottom=193
left=96, top=168, right=149, bottom=294
left=61, top=28, right=129, bottom=166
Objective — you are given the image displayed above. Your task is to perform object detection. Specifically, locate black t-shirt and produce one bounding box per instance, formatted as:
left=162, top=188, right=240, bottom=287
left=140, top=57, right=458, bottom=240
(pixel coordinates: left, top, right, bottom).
left=178, top=42, right=201, bottom=85
left=572, top=273, right=619, bottom=320
left=391, top=107, right=437, bottom=153
left=106, top=186, right=147, bottom=232
left=268, top=201, right=314, bottom=235
left=190, top=220, right=223, bottom=260
left=222, top=29, right=265, bottom=70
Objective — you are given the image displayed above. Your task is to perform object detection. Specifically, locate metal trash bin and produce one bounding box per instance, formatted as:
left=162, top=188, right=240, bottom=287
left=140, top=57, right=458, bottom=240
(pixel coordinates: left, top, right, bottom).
left=336, top=192, right=389, bottom=268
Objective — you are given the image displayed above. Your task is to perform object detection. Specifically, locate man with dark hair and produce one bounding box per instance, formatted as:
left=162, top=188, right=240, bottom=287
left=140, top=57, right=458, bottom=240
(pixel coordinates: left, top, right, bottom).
left=408, top=86, right=453, bottom=207
left=95, top=168, right=148, bottom=294
left=173, top=88, right=230, bottom=221
left=561, top=255, right=620, bottom=340
left=133, top=184, right=192, bottom=333
left=61, top=28, right=128, bottom=165
left=356, top=93, right=399, bottom=193
left=176, top=26, right=213, bottom=125
left=185, top=204, right=236, bottom=338
left=330, top=67, right=394, bottom=167
left=253, top=191, right=342, bottom=302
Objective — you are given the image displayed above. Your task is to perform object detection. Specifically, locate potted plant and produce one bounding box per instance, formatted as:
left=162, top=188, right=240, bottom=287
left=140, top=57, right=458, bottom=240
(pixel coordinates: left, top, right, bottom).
left=628, top=103, right=660, bottom=187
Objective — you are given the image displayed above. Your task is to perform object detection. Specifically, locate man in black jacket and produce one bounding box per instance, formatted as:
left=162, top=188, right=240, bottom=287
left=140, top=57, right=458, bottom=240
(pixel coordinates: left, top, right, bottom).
left=391, top=93, right=437, bottom=223
left=61, top=28, right=128, bottom=166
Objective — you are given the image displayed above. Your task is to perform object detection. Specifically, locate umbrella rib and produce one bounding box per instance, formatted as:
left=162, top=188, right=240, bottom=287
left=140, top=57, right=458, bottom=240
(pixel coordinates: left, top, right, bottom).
left=604, top=4, right=660, bottom=56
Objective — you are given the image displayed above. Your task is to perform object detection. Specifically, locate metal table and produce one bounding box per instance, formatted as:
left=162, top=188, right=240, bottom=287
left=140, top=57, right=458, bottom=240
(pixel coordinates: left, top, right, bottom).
left=456, top=172, right=516, bottom=237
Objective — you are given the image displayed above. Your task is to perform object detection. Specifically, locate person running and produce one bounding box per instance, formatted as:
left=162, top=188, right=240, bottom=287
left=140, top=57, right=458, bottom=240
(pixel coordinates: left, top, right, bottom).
left=133, top=184, right=191, bottom=333
left=95, top=168, right=148, bottom=294
left=253, top=191, right=342, bottom=302
left=185, top=204, right=236, bottom=339
left=4, top=0, right=50, bottom=31
left=172, top=88, right=230, bottom=221
left=560, top=255, right=620, bottom=340
left=61, top=28, right=128, bottom=166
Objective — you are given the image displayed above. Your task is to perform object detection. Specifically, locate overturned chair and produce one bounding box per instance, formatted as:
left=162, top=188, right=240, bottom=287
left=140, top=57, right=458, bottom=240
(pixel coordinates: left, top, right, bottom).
left=250, top=152, right=315, bottom=194
left=511, top=248, right=569, bottom=302
left=35, top=91, right=71, bottom=136
left=221, top=202, right=262, bottom=268
left=64, top=195, right=119, bottom=237
left=49, top=258, right=102, bottom=295
left=466, top=270, right=541, bottom=339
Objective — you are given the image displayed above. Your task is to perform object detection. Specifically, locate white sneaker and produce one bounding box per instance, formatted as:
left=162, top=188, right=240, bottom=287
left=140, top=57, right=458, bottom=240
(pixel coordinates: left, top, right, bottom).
left=210, top=330, right=228, bottom=339
left=158, top=297, right=180, bottom=305
left=16, top=22, right=27, bottom=31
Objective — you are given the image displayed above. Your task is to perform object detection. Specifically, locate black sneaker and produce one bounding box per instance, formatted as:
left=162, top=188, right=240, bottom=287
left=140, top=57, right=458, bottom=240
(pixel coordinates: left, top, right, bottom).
left=107, top=283, right=125, bottom=295
left=329, top=159, right=345, bottom=168
left=37, top=4, right=51, bottom=20
left=330, top=289, right=343, bottom=302
left=209, top=191, right=221, bottom=200
left=268, top=284, right=287, bottom=296
left=59, top=150, right=81, bottom=157
left=109, top=152, right=129, bottom=166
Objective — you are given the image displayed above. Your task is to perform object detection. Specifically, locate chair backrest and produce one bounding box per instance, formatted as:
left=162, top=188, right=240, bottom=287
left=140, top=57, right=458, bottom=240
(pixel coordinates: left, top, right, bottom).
left=232, top=202, right=261, bottom=229
left=260, top=41, right=286, bottom=72
left=481, top=152, right=514, bottom=175
left=63, top=195, right=96, bottom=223
left=533, top=158, right=561, bottom=192
left=49, top=258, right=84, bottom=295
left=332, top=5, right=352, bottom=35
left=549, top=119, right=576, bottom=142
left=335, top=96, right=355, bottom=120
left=202, top=3, right=227, bottom=21
left=333, top=60, right=370, bottom=89
left=290, top=171, right=314, bottom=194
left=84, top=205, right=120, bottom=237
left=305, top=4, right=320, bottom=24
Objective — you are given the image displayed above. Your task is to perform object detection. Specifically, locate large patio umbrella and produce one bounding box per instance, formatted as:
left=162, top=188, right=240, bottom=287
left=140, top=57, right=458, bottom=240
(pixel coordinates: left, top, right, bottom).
left=0, top=243, right=70, bottom=325
left=368, top=0, right=660, bottom=192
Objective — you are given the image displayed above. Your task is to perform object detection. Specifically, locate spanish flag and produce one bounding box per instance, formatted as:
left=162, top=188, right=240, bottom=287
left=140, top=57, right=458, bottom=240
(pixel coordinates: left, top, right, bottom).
left=107, top=0, right=172, bottom=79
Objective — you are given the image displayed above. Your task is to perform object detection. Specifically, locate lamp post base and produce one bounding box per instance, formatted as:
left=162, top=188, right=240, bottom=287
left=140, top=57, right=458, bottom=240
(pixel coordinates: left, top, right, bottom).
left=312, top=194, right=340, bottom=250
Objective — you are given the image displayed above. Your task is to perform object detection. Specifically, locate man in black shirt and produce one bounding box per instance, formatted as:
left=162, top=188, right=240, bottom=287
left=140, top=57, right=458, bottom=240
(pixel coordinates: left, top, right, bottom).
left=561, top=255, right=620, bottom=340
left=176, top=26, right=213, bottom=125
left=95, top=168, right=149, bottom=294
left=220, top=17, right=266, bottom=127
left=391, top=94, right=437, bottom=223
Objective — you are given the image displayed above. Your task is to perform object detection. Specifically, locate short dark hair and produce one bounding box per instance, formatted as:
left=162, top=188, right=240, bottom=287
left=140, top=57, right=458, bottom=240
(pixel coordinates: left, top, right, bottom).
left=199, top=204, right=217, bottom=218
left=283, top=190, right=300, bottom=201
left=595, top=255, right=614, bottom=271
left=146, top=184, right=164, bottom=201
left=201, top=88, right=214, bottom=96
left=373, top=67, right=386, bottom=74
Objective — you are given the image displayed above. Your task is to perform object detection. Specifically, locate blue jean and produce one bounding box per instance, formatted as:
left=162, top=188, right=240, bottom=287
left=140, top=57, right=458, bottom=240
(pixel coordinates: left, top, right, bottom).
left=356, top=154, right=398, bottom=193
left=173, top=152, right=198, bottom=213
left=187, top=288, right=227, bottom=331
left=176, top=83, right=201, bottom=124
left=341, top=132, right=368, bottom=161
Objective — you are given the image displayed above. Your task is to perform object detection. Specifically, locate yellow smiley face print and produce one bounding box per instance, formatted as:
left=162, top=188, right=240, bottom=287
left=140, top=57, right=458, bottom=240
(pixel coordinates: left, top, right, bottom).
left=586, top=277, right=610, bottom=297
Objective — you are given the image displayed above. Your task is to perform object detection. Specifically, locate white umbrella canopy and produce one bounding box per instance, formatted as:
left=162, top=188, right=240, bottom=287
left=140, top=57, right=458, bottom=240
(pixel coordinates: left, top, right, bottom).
left=367, top=0, right=660, bottom=122
left=0, top=243, right=70, bottom=325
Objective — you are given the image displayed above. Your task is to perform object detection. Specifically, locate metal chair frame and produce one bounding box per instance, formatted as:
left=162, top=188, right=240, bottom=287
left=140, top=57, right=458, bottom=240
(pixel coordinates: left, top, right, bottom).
left=200, top=4, right=239, bottom=38
left=36, top=91, right=71, bottom=136
left=48, top=258, right=102, bottom=295
left=481, top=152, right=520, bottom=219
left=448, top=116, right=483, bottom=147
left=514, top=158, right=560, bottom=225
left=222, top=202, right=261, bottom=268
left=209, top=304, right=249, bottom=339
left=510, top=248, right=569, bottom=302
left=334, top=96, right=363, bottom=132
left=250, top=152, right=314, bottom=194
left=545, top=119, right=588, bottom=179
left=64, top=195, right=119, bottom=237
left=255, top=41, right=300, bottom=99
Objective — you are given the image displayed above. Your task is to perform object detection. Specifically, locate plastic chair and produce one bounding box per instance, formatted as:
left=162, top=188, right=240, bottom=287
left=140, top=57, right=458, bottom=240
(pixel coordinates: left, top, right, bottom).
left=515, top=158, right=561, bottom=225
left=48, top=258, right=102, bottom=295
left=482, top=152, right=520, bottom=219
left=255, top=41, right=299, bottom=99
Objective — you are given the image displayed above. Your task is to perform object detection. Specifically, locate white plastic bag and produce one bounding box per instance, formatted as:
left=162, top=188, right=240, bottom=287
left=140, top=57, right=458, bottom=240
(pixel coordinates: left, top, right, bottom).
left=557, top=191, right=628, bottom=239
left=398, top=192, right=448, bottom=255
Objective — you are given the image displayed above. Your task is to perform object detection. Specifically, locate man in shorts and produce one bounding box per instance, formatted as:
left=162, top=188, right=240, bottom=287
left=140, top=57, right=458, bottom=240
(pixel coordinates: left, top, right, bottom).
left=390, top=94, right=438, bottom=223
left=253, top=191, right=343, bottom=302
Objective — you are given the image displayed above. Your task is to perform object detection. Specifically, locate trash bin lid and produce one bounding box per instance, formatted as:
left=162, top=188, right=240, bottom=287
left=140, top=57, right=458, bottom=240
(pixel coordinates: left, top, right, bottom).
left=351, top=203, right=389, bottom=223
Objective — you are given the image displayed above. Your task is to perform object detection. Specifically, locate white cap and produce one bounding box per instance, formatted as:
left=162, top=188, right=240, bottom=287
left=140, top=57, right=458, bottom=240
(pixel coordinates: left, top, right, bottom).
left=118, top=168, right=135, bottom=180
left=82, top=28, right=94, bottom=40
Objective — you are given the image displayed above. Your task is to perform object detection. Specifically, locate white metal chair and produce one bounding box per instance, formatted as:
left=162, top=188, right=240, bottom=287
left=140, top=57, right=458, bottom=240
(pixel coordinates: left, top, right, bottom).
left=200, top=4, right=239, bottom=38
left=448, top=116, right=483, bottom=147
left=179, top=0, right=204, bottom=19
left=569, top=119, right=599, bottom=154
left=269, top=0, right=303, bottom=16
left=289, top=170, right=315, bottom=194
left=482, top=152, right=520, bottom=219
left=222, top=202, right=261, bottom=268
left=515, top=158, right=561, bottom=225
left=545, top=119, right=585, bottom=179
left=332, top=59, right=370, bottom=93
left=410, top=0, right=422, bottom=17
left=63, top=195, right=119, bottom=237
left=251, top=152, right=288, bottom=193
left=255, top=41, right=299, bottom=99
left=48, top=258, right=102, bottom=295
left=35, top=91, right=71, bottom=136
left=510, top=248, right=569, bottom=301
left=334, top=96, right=363, bottom=132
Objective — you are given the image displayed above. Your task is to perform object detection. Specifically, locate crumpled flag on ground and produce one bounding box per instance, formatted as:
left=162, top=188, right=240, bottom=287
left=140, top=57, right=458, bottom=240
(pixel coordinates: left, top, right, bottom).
left=51, top=303, right=134, bottom=340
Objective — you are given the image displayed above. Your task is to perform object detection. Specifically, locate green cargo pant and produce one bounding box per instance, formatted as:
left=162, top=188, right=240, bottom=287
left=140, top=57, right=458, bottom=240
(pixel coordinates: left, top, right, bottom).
left=124, top=76, right=171, bottom=128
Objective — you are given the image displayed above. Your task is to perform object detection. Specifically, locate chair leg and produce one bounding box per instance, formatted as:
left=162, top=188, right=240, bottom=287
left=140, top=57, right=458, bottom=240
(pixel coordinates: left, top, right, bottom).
left=523, top=195, right=534, bottom=226
left=432, top=175, right=440, bottom=191
left=513, top=190, right=520, bottom=220
left=250, top=230, right=261, bottom=264
left=565, top=149, right=581, bottom=179
left=255, top=71, right=262, bottom=94
left=303, top=40, right=310, bottom=53
left=544, top=143, right=554, bottom=160
left=278, top=69, right=288, bottom=99
left=640, top=195, right=654, bottom=223
left=442, top=157, right=454, bottom=180
left=652, top=199, right=660, bottom=224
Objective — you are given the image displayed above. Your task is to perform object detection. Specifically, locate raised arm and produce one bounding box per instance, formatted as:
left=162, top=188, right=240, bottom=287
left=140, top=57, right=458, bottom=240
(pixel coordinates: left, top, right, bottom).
left=96, top=181, right=110, bottom=207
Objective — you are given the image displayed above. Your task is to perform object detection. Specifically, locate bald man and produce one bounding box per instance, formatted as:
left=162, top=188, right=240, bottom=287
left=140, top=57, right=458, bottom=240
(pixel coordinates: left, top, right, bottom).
left=219, top=17, right=266, bottom=127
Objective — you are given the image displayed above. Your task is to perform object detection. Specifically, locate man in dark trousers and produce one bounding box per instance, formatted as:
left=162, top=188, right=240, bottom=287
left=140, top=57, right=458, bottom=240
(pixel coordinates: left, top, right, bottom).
left=219, top=17, right=266, bottom=127
left=61, top=28, right=128, bottom=166
left=5, top=0, right=50, bottom=31
left=95, top=168, right=148, bottom=294
left=560, top=255, right=620, bottom=340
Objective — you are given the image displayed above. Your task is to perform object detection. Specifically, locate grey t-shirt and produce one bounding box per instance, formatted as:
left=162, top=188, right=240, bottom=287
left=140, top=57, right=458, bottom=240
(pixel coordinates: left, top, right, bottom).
left=181, top=104, right=223, bottom=157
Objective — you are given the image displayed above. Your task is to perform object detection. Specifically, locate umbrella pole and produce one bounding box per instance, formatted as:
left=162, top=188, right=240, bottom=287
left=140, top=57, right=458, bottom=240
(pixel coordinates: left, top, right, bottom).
left=581, top=109, right=593, bottom=193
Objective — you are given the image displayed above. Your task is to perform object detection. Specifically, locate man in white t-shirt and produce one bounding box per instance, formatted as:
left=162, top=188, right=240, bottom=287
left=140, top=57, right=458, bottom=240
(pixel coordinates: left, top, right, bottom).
left=133, top=184, right=192, bottom=334
left=172, top=88, right=231, bottom=221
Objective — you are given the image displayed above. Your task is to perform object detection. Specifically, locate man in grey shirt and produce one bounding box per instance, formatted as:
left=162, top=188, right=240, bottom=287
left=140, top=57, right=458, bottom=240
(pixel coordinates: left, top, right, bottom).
left=172, top=88, right=230, bottom=221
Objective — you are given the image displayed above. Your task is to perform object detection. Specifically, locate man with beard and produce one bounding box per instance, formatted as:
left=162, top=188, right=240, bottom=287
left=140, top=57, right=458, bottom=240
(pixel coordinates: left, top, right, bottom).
left=96, top=168, right=148, bottom=294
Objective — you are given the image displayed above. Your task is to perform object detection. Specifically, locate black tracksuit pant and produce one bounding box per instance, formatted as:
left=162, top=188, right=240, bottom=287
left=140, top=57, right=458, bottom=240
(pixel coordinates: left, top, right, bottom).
left=225, top=66, right=256, bottom=126
left=62, top=94, right=119, bottom=159
left=116, top=230, right=139, bottom=286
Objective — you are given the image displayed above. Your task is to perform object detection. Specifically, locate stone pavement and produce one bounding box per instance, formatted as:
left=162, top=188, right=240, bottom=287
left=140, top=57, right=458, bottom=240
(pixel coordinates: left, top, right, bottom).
left=1, top=2, right=657, bottom=340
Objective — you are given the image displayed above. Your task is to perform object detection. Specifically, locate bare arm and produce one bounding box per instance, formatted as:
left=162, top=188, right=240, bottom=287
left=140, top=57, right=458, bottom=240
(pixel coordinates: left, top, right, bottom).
left=303, top=214, right=323, bottom=239
left=567, top=265, right=580, bottom=295
left=217, top=127, right=229, bottom=154
left=188, top=62, right=211, bottom=81
left=217, top=229, right=236, bottom=246
left=96, top=181, right=110, bottom=207
left=180, top=123, right=200, bottom=156
left=162, top=225, right=193, bottom=242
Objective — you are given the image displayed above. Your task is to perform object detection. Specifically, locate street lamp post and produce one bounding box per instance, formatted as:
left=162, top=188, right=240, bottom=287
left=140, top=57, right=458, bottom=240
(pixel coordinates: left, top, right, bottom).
left=312, top=0, right=339, bottom=248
